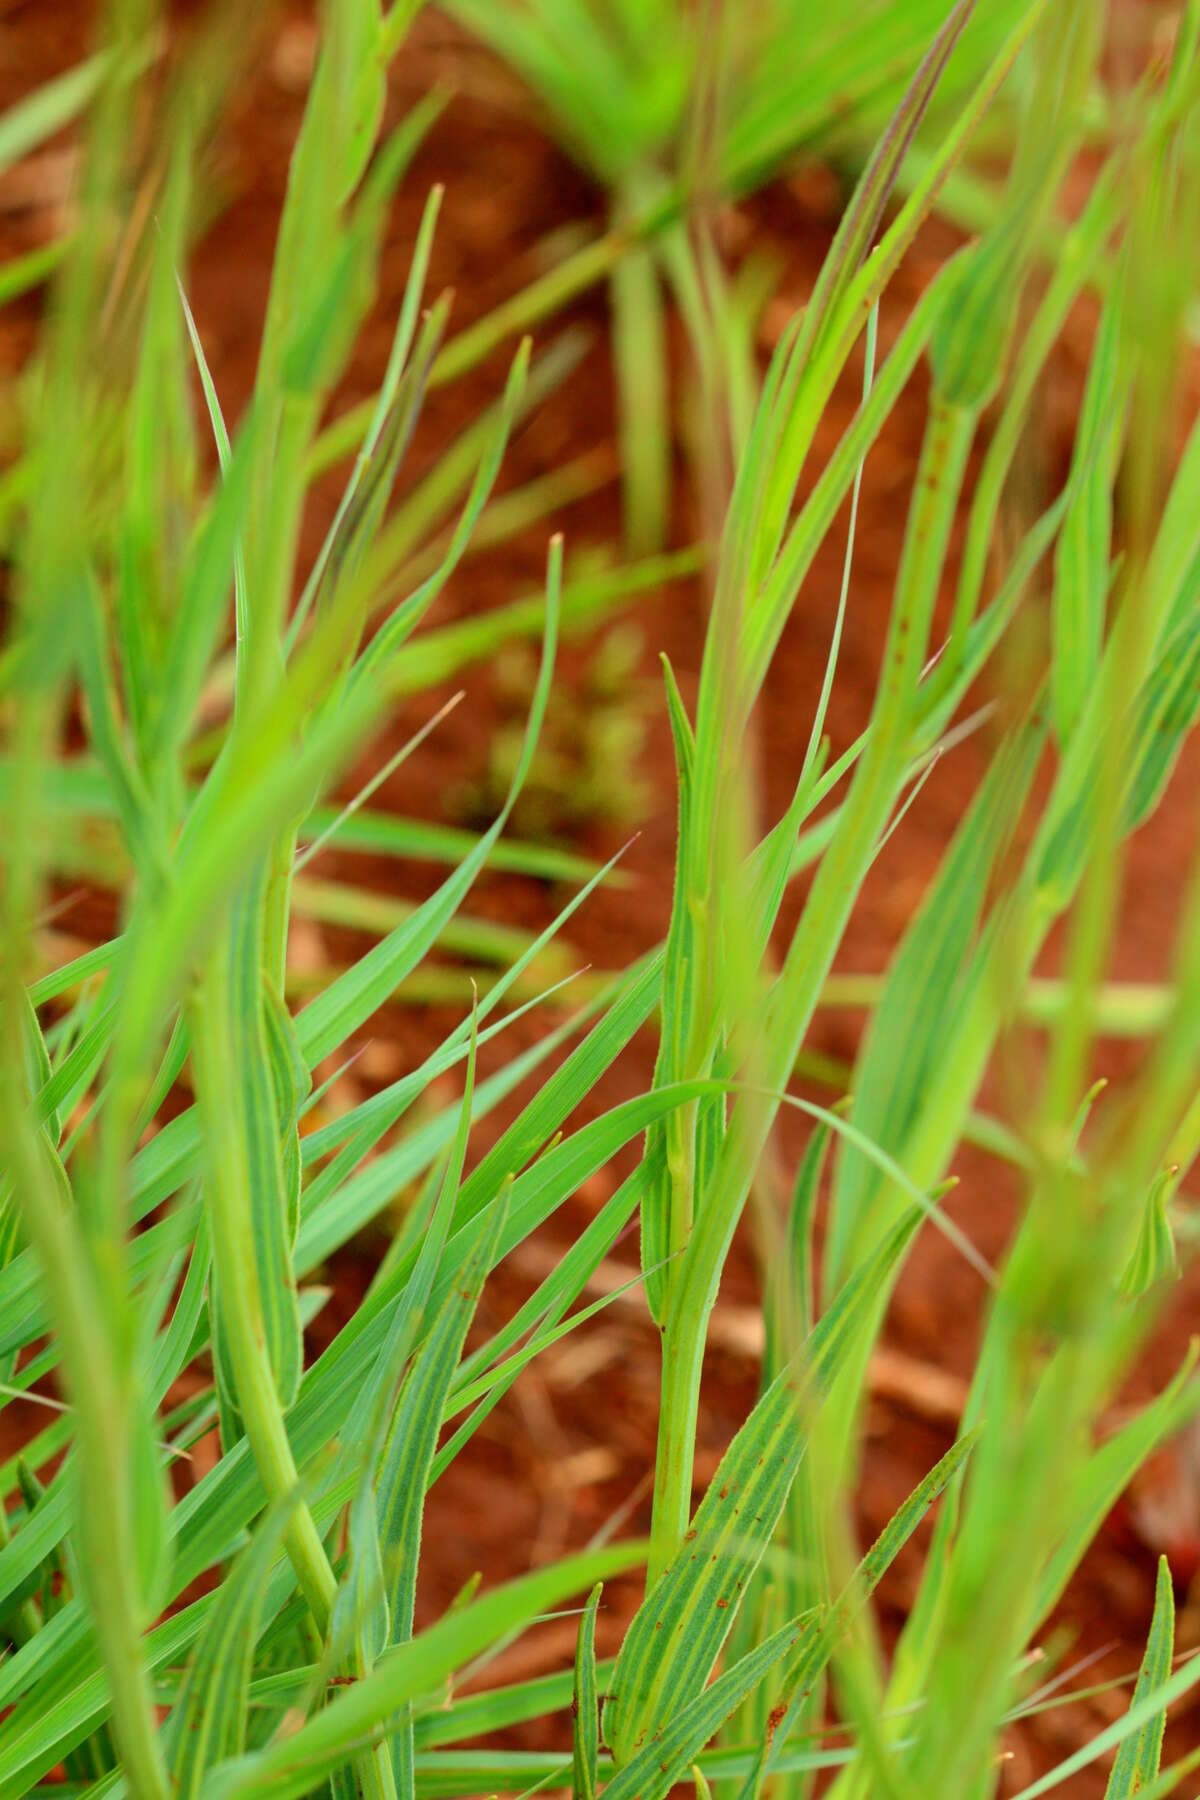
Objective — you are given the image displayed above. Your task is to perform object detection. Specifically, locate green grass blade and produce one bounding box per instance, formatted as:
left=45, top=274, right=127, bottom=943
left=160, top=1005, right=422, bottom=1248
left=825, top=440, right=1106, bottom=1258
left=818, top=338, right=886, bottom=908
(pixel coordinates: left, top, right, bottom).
left=754, top=0, right=978, bottom=570
left=642, top=655, right=697, bottom=1324
left=610, top=238, right=670, bottom=551
left=206, top=876, right=303, bottom=1419
left=1104, top=1556, right=1175, bottom=1799
left=1051, top=279, right=1126, bottom=746
left=176, top=272, right=250, bottom=667
left=0, top=52, right=118, bottom=177
left=1032, top=1354, right=1200, bottom=1631
left=572, top=1584, right=601, bottom=1800
left=1010, top=1627, right=1200, bottom=1798
left=354, top=339, right=534, bottom=683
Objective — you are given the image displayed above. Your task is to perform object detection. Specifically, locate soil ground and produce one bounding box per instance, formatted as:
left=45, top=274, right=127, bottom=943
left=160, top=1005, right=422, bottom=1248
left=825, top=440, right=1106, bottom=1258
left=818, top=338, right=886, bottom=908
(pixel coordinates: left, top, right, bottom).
left=3, top=2, right=1200, bottom=1792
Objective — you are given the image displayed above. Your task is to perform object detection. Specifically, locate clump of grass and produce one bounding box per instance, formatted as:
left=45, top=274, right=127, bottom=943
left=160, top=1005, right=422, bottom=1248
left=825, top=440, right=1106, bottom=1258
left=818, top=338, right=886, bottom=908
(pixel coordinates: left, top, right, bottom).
left=439, top=0, right=1089, bottom=552
left=452, top=623, right=653, bottom=836
left=2, top=2, right=1200, bottom=1797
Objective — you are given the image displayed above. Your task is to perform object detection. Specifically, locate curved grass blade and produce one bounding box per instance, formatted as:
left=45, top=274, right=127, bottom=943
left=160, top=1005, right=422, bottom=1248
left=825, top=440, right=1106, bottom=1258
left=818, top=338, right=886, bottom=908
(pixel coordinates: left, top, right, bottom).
left=641, top=655, right=697, bottom=1326
left=572, top=1583, right=601, bottom=1800
left=1051, top=279, right=1126, bottom=747
left=207, top=873, right=303, bottom=1419
left=177, top=271, right=249, bottom=664
left=1104, top=1556, right=1175, bottom=1799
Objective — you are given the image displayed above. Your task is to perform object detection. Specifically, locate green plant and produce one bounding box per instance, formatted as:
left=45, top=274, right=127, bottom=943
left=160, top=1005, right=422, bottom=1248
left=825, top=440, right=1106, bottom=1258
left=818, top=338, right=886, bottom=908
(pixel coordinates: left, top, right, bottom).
left=439, top=0, right=1088, bottom=552
left=451, top=622, right=654, bottom=836
left=2, top=2, right=1200, bottom=1798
